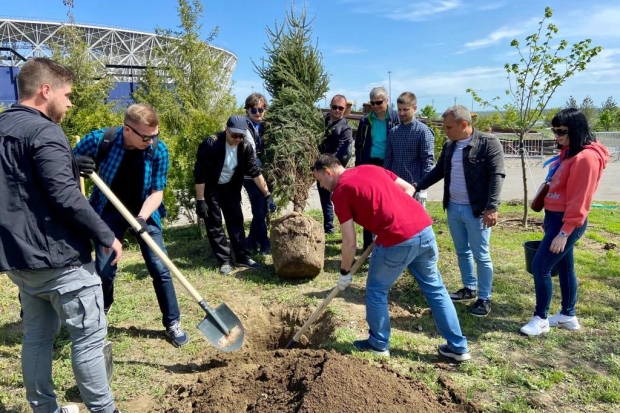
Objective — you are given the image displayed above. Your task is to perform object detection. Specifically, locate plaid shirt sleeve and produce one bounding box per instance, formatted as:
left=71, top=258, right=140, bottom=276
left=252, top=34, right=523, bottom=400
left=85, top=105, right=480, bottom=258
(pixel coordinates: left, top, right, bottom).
left=73, top=128, right=104, bottom=157
left=150, top=140, right=169, bottom=192
left=419, top=125, right=435, bottom=177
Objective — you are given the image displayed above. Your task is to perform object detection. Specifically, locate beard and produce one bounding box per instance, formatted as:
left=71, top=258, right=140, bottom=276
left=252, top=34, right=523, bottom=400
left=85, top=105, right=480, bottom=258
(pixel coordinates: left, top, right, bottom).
left=47, top=99, right=68, bottom=124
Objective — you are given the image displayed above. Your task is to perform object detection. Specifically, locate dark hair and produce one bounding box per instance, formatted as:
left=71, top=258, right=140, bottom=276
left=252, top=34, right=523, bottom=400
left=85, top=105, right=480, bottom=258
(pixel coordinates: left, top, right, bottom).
left=551, top=108, right=596, bottom=157
left=244, top=93, right=268, bottom=110
left=17, top=57, right=74, bottom=99
left=311, top=153, right=341, bottom=170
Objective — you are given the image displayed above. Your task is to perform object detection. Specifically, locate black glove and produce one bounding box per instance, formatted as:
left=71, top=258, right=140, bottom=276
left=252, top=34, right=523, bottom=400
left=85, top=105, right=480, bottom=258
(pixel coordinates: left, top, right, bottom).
left=76, top=155, right=96, bottom=177
left=196, top=200, right=208, bottom=219
left=130, top=216, right=148, bottom=236
left=265, top=193, right=277, bottom=214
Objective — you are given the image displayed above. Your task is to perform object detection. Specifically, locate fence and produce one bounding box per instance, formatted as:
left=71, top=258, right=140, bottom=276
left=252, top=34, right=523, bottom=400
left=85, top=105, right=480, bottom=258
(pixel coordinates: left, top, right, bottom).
left=495, top=133, right=548, bottom=158
left=595, top=132, right=620, bottom=161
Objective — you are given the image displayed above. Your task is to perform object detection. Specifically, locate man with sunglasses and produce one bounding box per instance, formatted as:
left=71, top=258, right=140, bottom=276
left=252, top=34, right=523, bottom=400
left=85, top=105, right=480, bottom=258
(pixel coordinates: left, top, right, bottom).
left=194, top=115, right=276, bottom=275
left=242, top=93, right=271, bottom=254
left=354, top=86, right=400, bottom=249
left=318, top=94, right=353, bottom=234
left=74, top=103, right=189, bottom=348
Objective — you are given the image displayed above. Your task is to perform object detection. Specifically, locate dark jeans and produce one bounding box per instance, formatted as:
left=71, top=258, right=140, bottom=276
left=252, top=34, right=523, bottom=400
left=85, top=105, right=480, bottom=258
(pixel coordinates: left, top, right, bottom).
left=244, top=179, right=270, bottom=252
left=317, top=182, right=334, bottom=233
left=532, top=210, right=587, bottom=318
left=205, top=182, right=251, bottom=265
left=95, top=209, right=181, bottom=328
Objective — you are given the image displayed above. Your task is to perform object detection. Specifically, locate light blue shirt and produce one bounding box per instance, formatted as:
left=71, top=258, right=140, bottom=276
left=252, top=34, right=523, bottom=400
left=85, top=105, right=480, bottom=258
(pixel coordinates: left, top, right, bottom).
left=369, top=112, right=388, bottom=159
left=449, top=136, right=473, bottom=204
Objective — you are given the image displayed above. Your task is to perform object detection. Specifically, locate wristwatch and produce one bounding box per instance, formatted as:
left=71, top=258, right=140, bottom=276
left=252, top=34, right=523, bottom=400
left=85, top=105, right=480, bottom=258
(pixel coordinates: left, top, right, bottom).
left=559, top=231, right=568, bottom=237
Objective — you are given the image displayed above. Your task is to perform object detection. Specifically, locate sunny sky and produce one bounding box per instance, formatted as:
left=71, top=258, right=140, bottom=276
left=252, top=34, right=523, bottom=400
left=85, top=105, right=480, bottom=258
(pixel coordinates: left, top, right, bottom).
left=2, top=0, right=619, bottom=112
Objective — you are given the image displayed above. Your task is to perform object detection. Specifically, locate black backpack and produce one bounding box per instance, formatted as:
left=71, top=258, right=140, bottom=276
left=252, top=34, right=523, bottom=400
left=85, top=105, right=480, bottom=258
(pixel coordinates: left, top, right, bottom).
left=95, top=126, right=159, bottom=169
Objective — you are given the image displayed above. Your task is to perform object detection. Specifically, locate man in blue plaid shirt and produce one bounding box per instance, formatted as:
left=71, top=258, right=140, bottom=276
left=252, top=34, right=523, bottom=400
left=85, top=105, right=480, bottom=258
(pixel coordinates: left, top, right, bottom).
left=74, top=103, right=189, bottom=348
left=384, top=91, right=435, bottom=209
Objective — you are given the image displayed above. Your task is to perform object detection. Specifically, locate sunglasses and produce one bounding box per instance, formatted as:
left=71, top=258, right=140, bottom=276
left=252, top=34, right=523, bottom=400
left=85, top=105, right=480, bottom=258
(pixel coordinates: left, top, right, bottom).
left=250, top=108, right=265, bottom=115
left=370, top=100, right=385, bottom=106
left=231, top=132, right=245, bottom=140
left=331, top=105, right=345, bottom=111
left=551, top=128, right=569, bottom=136
left=125, top=123, right=158, bottom=142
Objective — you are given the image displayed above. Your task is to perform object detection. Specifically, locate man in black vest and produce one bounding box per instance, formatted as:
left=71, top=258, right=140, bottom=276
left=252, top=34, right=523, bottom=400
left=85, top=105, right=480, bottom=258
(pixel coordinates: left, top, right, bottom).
left=194, top=115, right=276, bottom=275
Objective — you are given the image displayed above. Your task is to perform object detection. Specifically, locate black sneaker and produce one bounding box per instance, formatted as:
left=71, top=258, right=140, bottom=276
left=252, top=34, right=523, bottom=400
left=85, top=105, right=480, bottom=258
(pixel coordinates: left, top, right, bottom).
left=449, top=287, right=477, bottom=301
left=165, top=320, right=189, bottom=347
left=438, top=343, right=471, bottom=362
left=469, top=299, right=491, bottom=317
left=237, top=258, right=260, bottom=269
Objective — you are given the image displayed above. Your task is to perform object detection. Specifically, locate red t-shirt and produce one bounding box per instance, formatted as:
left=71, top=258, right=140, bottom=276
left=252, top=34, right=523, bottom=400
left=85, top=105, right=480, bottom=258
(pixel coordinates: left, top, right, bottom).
left=331, top=165, right=433, bottom=247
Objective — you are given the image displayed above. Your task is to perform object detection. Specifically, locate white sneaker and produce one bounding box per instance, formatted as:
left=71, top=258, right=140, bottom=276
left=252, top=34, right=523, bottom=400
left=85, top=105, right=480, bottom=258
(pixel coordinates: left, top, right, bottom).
left=520, top=316, right=550, bottom=336
left=548, top=312, right=581, bottom=330
left=60, top=405, right=80, bottom=413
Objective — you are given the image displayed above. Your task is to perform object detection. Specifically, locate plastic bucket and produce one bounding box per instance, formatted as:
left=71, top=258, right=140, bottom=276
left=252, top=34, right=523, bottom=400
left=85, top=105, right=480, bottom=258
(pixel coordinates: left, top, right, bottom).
left=523, top=240, right=559, bottom=277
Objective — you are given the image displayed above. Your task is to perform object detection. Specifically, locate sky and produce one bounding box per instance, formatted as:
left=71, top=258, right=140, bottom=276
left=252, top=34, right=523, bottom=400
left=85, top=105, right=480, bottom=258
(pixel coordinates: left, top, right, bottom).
left=2, top=0, right=620, bottom=112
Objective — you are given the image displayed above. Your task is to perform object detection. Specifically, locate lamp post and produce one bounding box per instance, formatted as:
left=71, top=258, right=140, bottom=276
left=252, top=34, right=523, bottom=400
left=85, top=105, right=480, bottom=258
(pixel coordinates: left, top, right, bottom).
left=454, top=96, right=457, bottom=106
left=388, top=71, right=392, bottom=108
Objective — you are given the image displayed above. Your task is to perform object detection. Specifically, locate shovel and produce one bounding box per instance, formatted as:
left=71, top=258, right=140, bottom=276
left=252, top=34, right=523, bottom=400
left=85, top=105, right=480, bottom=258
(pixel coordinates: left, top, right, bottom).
left=285, top=243, right=374, bottom=349
left=90, top=172, right=244, bottom=352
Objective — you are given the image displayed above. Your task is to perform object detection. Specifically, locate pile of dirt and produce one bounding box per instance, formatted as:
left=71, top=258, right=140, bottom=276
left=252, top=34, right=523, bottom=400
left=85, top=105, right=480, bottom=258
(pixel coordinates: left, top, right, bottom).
left=162, top=349, right=470, bottom=413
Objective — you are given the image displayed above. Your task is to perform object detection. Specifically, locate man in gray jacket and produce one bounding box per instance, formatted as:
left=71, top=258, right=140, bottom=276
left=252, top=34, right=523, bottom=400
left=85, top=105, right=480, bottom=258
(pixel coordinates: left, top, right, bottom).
left=0, top=57, right=123, bottom=413
left=416, top=105, right=505, bottom=318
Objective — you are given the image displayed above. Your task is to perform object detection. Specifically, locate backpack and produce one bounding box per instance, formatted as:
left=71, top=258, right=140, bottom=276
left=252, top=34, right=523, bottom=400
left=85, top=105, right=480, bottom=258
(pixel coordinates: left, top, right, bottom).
left=95, top=126, right=159, bottom=169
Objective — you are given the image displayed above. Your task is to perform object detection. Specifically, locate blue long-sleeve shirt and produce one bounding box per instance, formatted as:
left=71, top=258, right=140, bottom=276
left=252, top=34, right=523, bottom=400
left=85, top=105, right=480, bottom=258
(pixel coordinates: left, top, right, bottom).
left=384, top=119, right=435, bottom=184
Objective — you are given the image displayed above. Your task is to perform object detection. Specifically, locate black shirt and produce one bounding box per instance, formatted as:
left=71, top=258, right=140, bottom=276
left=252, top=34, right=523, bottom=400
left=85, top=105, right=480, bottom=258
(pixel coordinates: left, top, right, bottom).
left=104, top=149, right=144, bottom=216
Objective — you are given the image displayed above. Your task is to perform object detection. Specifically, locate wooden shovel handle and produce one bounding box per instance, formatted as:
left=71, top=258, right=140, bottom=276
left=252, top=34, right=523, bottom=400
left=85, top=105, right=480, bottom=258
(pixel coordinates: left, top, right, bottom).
left=90, top=172, right=204, bottom=303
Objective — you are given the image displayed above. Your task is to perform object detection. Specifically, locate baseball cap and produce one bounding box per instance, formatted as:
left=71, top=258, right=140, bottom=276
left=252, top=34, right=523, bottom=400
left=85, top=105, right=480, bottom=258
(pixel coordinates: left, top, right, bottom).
left=226, top=115, right=248, bottom=134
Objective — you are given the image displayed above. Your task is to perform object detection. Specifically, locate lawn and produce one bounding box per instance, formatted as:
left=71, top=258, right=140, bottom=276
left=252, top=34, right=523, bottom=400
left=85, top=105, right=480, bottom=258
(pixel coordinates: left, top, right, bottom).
left=1, top=201, right=619, bottom=412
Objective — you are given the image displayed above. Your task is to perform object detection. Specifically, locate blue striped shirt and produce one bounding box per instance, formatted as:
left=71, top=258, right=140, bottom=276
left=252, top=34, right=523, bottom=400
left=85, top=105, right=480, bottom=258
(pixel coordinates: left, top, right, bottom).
left=384, top=119, right=435, bottom=184
left=74, top=127, right=169, bottom=228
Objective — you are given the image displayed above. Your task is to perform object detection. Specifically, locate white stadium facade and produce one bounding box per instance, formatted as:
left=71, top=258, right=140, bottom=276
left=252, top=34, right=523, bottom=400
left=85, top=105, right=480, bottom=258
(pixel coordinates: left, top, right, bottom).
left=0, top=17, right=237, bottom=105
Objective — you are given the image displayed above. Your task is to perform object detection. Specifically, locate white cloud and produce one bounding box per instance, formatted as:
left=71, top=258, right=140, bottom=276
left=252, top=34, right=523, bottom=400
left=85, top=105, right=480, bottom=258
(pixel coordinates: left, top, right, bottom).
left=332, top=46, right=367, bottom=55
left=560, top=6, right=620, bottom=39
left=385, top=0, right=461, bottom=22
left=477, top=2, right=507, bottom=11
left=461, top=26, right=525, bottom=52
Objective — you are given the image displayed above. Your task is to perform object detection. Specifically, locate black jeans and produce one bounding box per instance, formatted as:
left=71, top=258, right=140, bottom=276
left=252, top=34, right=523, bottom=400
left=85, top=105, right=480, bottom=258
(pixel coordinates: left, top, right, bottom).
left=318, top=182, right=334, bottom=233
left=205, top=182, right=251, bottom=265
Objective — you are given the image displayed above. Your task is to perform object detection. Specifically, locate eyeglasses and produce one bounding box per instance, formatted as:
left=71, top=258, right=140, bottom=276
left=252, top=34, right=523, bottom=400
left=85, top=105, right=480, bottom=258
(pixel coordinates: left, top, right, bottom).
left=125, top=123, right=158, bottom=142
left=370, top=100, right=385, bottom=106
left=250, top=108, right=265, bottom=115
left=551, top=128, right=569, bottom=136
left=331, top=105, right=345, bottom=111
left=231, top=132, right=245, bottom=140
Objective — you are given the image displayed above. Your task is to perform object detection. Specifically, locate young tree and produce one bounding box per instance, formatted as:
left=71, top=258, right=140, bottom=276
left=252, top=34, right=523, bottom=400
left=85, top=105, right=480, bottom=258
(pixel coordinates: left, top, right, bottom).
left=134, top=0, right=237, bottom=222
left=255, top=4, right=329, bottom=212
left=565, top=95, right=578, bottom=109
left=467, top=7, right=601, bottom=227
left=419, top=104, right=437, bottom=120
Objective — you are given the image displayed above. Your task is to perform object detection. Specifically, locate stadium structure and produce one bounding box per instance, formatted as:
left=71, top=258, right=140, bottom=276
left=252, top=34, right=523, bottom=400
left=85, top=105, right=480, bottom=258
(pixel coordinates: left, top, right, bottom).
left=0, top=18, right=237, bottom=105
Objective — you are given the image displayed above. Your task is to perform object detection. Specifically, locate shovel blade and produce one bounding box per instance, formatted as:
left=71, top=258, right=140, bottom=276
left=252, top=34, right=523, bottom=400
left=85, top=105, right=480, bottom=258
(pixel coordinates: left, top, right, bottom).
left=197, top=302, right=244, bottom=352
left=103, top=341, right=113, bottom=384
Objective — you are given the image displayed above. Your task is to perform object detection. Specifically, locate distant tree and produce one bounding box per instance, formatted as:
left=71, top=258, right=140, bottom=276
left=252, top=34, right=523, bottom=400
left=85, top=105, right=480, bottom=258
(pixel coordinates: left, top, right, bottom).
left=468, top=7, right=602, bottom=227
left=597, top=96, right=619, bottom=131
left=601, top=96, right=617, bottom=111
left=255, top=4, right=329, bottom=212
left=543, top=107, right=562, bottom=127
left=580, top=95, right=597, bottom=126
left=134, top=0, right=237, bottom=222
left=565, top=95, right=578, bottom=109
left=419, top=104, right=437, bottom=120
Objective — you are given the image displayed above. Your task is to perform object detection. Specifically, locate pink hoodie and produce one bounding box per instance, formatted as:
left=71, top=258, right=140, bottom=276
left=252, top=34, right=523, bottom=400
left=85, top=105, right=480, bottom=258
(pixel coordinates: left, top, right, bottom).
left=544, top=141, right=610, bottom=235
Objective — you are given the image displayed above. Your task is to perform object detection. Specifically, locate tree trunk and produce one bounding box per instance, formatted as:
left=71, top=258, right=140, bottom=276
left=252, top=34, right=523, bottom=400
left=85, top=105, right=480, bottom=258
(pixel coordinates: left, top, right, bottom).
left=520, top=135, right=529, bottom=228
left=293, top=190, right=307, bottom=213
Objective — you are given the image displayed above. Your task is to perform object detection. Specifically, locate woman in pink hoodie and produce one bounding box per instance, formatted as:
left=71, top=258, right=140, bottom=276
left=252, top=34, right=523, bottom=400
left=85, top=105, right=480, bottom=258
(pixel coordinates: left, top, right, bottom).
left=521, top=108, right=609, bottom=336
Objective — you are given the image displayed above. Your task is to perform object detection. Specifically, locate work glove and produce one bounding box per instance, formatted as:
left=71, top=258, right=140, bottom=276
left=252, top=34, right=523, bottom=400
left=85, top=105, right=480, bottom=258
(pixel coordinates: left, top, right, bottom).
left=75, top=155, right=96, bottom=177
left=338, top=269, right=352, bottom=291
left=196, top=199, right=208, bottom=219
left=265, top=193, right=277, bottom=214
left=130, top=216, right=148, bottom=236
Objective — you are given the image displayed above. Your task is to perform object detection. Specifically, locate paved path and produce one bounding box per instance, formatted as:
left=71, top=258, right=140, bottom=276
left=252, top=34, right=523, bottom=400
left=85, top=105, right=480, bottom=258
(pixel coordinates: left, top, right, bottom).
left=173, top=159, right=620, bottom=226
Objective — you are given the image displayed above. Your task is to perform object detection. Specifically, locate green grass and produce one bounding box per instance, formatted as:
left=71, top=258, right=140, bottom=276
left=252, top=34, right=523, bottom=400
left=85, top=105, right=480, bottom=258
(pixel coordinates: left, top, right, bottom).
left=1, top=201, right=620, bottom=412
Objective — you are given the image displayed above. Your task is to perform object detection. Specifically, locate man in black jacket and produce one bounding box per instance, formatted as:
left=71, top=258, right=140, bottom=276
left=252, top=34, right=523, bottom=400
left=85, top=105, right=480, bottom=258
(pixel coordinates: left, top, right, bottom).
left=416, top=105, right=505, bottom=318
left=0, top=57, right=123, bottom=413
left=318, top=94, right=353, bottom=233
left=194, top=115, right=276, bottom=275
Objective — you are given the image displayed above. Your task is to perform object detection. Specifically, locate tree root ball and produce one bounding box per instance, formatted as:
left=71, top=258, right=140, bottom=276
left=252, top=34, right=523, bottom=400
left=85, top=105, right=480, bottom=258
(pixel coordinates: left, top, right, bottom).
left=270, top=212, right=324, bottom=279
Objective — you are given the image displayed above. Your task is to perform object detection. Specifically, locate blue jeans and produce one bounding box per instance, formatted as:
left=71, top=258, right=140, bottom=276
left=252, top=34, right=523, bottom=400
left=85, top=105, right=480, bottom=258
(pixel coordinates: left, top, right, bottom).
left=317, top=182, right=334, bottom=232
left=532, top=210, right=587, bottom=318
left=365, top=226, right=468, bottom=353
left=447, top=202, right=494, bottom=300
left=7, top=264, right=117, bottom=413
left=244, top=179, right=270, bottom=252
left=95, top=210, right=181, bottom=328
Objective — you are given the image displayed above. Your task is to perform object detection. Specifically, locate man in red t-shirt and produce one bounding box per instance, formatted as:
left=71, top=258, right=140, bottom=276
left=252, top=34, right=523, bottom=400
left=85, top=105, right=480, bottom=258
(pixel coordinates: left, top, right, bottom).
left=312, top=154, right=470, bottom=362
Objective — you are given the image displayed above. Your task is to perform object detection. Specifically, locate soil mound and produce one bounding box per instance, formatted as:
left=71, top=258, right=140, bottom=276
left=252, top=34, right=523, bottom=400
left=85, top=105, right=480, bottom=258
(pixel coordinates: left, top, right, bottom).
left=163, top=349, right=467, bottom=413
